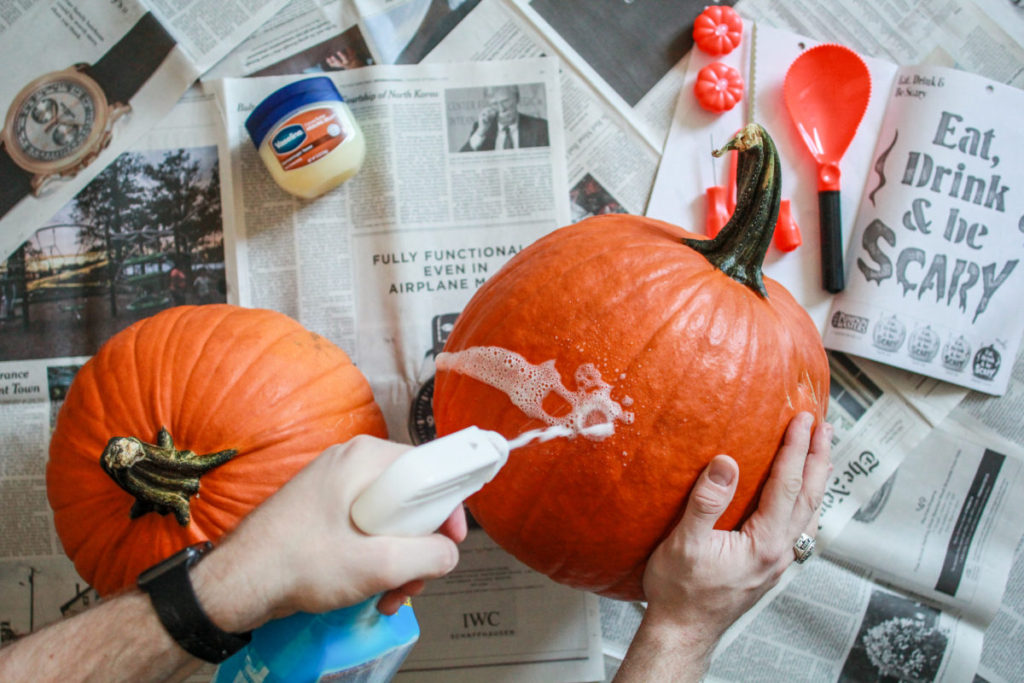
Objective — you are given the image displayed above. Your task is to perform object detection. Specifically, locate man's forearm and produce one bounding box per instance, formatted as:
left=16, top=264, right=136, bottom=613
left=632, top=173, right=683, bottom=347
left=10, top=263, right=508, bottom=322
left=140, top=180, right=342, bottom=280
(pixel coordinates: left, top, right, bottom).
left=614, top=618, right=716, bottom=683
left=0, top=537, right=260, bottom=682
left=0, top=590, right=199, bottom=682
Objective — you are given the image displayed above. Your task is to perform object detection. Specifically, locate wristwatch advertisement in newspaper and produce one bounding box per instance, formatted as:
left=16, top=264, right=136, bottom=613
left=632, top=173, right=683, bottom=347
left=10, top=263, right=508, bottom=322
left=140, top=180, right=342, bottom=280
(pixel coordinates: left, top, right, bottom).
left=0, top=12, right=176, bottom=216
left=408, top=312, right=459, bottom=445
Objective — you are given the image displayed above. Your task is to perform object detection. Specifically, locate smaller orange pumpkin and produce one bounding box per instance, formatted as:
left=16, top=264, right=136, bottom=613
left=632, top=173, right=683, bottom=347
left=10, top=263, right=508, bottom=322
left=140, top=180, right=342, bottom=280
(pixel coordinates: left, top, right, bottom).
left=47, top=304, right=387, bottom=596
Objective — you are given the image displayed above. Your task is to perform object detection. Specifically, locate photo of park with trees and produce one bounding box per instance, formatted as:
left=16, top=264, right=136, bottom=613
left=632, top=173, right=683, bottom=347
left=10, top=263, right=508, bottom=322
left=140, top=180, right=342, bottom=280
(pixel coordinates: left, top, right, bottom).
left=0, top=145, right=227, bottom=361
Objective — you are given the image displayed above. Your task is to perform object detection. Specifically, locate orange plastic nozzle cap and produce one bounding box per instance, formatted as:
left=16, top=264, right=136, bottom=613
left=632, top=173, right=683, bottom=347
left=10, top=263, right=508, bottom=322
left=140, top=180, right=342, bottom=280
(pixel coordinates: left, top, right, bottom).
left=704, top=185, right=730, bottom=238
left=774, top=199, right=802, bottom=252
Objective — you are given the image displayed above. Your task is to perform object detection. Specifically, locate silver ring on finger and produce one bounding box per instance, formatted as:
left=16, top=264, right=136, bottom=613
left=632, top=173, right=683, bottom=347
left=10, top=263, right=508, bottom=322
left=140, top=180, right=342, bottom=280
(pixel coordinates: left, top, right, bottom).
left=793, top=533, right=816, bottom=564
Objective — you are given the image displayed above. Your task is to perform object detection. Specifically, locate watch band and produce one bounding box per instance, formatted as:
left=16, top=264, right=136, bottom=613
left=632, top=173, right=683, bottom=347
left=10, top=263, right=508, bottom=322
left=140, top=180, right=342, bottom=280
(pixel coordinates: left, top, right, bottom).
left=138, top=541, right=252, bottom=664
left=84, top=12, right=177, bottom=105
left=0, top=148, right=34, bottom=216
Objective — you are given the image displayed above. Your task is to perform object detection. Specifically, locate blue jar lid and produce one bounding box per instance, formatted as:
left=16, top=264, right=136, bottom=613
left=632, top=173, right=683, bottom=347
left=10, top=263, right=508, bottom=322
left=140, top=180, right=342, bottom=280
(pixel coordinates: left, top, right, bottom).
left=245, top=77, right=344, bottom=148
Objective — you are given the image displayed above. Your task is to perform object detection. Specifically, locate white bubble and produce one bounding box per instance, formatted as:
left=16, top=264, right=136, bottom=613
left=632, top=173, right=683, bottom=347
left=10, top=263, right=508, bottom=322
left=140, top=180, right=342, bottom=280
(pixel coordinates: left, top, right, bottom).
left=436, top=346, right=634, bottom=443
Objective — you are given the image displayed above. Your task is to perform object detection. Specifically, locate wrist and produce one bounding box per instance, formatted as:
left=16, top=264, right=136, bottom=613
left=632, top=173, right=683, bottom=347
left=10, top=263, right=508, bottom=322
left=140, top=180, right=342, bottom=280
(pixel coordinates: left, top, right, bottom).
left=189, top=533, right=282, bottom=634
left=636, top=609, right=718, bottom=667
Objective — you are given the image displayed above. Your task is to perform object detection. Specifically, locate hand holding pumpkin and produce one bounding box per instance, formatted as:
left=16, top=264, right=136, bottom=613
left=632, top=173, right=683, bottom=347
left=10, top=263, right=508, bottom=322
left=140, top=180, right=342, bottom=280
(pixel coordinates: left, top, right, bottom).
left=615, top=413, right=832, bottom=682
left=190, top=435, right=466, bottom=633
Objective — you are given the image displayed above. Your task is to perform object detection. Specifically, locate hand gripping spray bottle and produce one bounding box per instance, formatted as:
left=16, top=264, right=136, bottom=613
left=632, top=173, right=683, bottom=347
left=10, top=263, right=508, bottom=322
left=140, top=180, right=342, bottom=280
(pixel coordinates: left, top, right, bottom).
left=213, top=427, right=509, bottom=682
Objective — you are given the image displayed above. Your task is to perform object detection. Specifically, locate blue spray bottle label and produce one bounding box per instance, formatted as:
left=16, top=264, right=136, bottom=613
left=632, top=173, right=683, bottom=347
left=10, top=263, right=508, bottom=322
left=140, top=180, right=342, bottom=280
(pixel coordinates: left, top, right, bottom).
left=215, top=599, right=419, bottom=683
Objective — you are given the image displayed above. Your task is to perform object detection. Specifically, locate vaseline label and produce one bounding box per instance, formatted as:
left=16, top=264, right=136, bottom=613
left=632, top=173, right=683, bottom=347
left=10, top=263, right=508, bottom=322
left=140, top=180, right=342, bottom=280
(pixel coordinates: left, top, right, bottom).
left=436, top=346, right=633, bottom=438
left=269, top=107, right=347, bottom=172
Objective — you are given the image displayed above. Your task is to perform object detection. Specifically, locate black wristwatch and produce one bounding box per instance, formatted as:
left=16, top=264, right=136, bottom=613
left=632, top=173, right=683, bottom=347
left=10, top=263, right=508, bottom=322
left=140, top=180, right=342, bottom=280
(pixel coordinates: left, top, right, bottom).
left=137, top=541, right=252, bottom=664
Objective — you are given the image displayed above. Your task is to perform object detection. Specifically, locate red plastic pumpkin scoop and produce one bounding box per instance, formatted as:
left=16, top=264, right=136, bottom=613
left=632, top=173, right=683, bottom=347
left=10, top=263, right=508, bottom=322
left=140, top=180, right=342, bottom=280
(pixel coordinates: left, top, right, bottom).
left=783, top=44, right=870, bottom=293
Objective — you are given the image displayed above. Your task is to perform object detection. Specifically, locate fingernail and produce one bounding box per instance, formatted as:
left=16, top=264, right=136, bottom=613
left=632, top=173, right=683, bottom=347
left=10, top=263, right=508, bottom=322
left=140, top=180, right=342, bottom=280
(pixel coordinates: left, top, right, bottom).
left=822, top=423, right=834, bottom=440
left=799, top=412, right=814, bottom=428
left=708, top=457, right=734, bottom=487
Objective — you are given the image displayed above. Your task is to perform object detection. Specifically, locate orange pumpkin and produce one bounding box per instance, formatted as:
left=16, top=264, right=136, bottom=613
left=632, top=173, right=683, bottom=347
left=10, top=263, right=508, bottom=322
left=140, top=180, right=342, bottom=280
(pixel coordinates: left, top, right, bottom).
left=47, top=304, right=387, bottom=596
left=433, top=125, right=829, bottom=601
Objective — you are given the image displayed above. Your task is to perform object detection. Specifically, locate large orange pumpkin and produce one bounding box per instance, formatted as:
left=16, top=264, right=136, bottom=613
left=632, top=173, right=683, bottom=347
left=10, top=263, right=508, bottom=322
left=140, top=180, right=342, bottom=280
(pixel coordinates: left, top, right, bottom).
left=47, top=304, right=387, bottom=596
left=433, top=124, right=829, bottom=601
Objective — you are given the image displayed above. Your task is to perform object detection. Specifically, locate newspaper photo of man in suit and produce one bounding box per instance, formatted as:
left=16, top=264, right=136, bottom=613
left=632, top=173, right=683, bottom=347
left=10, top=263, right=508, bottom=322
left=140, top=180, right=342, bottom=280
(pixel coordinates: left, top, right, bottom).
left=460, top=84, right=550, bottom=152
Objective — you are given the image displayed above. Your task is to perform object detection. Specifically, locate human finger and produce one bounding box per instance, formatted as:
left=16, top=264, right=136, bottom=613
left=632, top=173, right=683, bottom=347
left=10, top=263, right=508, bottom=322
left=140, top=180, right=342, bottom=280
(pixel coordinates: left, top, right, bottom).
left=376, top=580, right=426, bottom=615
left=752, top=412, right=814, bottom=532
left=438, top=504, right=468, bottom=543
left=677, top=455, right=739, bottom=540
left=366, top=535, right=459, bottom=592
left=791, top=421, right=833, bottom=536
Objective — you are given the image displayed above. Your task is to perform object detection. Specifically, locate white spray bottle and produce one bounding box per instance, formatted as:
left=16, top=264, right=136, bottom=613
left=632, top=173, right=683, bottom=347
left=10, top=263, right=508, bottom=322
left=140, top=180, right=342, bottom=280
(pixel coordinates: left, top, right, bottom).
left=213, top=427, right=509, bottom=683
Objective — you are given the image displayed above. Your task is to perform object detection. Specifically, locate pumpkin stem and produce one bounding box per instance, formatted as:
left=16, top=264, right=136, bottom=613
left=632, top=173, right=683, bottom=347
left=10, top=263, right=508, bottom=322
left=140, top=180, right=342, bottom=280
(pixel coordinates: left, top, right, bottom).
left=100, top=427, right=237, bottom=526
left=682, top=123, right=782, bottom=297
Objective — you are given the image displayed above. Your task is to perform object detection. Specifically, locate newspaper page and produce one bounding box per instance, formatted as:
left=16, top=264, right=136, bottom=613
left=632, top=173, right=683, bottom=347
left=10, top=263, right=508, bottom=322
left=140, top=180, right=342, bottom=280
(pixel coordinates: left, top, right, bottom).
left=217, top=58, right=605, bottom=682
left=0, top=94, right=232, bottom=655
left=203, top=0, right=375, bottom=79
left=411, top=0, right=662, bottom=217
left=976, top=536, right=1024, bottom=683
left=952, top=344, right=1024, bottom=683
left=0, top=0, right=295, bottom=260
left=706, top=411, right=1024, bottom=683
left=396, top=528, right=604, bottom=682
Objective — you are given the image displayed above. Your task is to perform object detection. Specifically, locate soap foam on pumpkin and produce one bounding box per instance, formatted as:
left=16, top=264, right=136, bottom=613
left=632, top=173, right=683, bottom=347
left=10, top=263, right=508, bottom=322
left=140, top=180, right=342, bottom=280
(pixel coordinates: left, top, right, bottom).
left=435, top=346, right=633, bottom=439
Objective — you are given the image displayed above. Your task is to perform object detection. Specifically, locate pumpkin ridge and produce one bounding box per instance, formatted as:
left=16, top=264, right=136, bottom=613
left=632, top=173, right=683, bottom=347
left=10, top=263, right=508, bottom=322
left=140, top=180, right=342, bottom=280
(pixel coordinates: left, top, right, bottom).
left=224, top=379, right=378, bottom=454
left=91, top=323, right=149, bottom=449
left=182, top=314, right=304, bottom=442
left=232, top=350, right=359, bottom=418
left=464, top=229, right=700, bottom=354
left=168, top=306, right=228, bottom=430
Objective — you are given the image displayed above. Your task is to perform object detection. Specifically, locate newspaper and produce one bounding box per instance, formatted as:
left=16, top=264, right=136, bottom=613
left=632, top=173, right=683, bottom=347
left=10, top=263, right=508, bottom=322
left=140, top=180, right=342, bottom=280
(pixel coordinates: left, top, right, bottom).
left=203, top=0, right=372, bottom=79
left=3, top=1, right=1022, bottom=681
left=706, top=408, right=1024, bottom=683
left=822, top=65, right=1024, bottom=396
left=215, top=58, right=604, bottom=682
left=0, top=0, right=290, bottom=262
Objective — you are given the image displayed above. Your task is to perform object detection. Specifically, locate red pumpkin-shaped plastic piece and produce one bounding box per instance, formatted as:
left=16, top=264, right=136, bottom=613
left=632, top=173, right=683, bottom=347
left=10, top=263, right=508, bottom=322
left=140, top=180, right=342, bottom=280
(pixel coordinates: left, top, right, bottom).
left=693, top=5, right=743, bottom=56
left=695, top=62, right=744, bottom=113
left=47, top=305, right=388, bottom=596
left=433, top=125, right=829, bottom=601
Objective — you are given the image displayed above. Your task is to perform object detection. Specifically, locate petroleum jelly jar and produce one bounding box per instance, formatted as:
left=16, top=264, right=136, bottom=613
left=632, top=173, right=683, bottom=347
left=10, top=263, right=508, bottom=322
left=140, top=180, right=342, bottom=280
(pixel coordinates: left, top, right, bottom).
left=245, top=77, right=365, bottom=199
